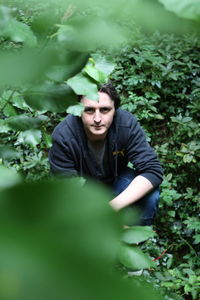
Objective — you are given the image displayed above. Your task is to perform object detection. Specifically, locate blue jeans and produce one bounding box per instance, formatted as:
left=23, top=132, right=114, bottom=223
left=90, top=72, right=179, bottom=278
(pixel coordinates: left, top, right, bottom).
left=112, top=169, right=160, bottom=226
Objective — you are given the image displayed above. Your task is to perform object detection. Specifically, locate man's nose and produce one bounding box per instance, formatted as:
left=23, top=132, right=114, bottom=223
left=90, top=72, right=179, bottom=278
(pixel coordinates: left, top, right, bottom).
left=94, top=110, right=101, bottom=123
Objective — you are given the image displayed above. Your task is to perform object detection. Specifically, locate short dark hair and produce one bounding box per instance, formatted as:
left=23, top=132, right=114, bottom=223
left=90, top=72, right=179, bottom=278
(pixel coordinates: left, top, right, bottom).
left=78, top=82, right=121, bottom=109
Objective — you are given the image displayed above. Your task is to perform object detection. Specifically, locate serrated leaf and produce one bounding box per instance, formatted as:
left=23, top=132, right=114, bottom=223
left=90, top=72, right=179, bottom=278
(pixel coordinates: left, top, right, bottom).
left=0, top=146, right=20, bottom=161
left=67, top=73, right=99, bottom=100
left=66, top=103, right=84, bottom=117
left=16, top=129, right=42, bottom=148
left=122, top=226, right=155, bottom=244
left=6, top=115, right=48, bottom=131
left=1, top=19, right=37, bottom=47
left=118, top=244, right=155, bottom=269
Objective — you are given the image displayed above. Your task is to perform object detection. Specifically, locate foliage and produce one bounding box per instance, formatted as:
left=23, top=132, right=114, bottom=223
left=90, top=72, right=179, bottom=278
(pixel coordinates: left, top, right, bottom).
left=111, top=31, right=200, bottom=299
left=1, top=0, right=200, bottom=299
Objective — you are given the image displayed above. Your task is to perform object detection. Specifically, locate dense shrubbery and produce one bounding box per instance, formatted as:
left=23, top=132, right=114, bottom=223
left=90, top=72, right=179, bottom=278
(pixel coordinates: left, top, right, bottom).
left=111, top=32, right=200, bottom=299
left=0, top=1, right=200, bottom=299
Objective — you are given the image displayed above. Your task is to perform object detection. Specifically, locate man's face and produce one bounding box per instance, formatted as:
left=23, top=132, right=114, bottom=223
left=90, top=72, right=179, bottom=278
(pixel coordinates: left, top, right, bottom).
left=81, top=92, right=115, bottom=141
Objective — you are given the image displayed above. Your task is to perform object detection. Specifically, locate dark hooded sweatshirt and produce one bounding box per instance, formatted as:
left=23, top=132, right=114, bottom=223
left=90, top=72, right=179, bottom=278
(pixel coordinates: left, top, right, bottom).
left=48, top=108, right=163, bottom=186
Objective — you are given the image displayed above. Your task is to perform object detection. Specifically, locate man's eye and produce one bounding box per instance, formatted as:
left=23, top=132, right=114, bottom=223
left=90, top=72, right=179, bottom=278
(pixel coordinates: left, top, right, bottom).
left=84, top=108, right=94, bottom=113
left=100, top=107, right=110, bottom=113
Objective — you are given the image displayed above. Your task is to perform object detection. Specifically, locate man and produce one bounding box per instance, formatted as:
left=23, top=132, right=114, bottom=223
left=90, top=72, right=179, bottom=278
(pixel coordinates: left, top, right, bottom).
left=49, top=83, right=163, bottom=225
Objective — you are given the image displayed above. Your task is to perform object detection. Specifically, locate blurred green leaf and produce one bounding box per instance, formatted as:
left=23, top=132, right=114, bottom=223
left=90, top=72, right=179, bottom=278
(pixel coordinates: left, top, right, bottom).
left=6, top=115, right=48, bottom=131
left=0, top=5, right=12, bottom=31
left=91, top=54, right=116, bottom=76
left=24, top=83, right=78, bottom=112
left=0, top=178, right=163, bottom=300
left=56, top=15, right=126, bottom=51
left=67, top=73, right=99, bottom=100
left=122, top=226, right=155, bottom=244
left=1, top=19, right=37, bottom=47
left=0, top=120, right=11, bottom=133
left=0, top=146, right=20, bottom=161
left=159, top=0, right=200, bottom=21
left=0, top=165, right=21, bottom=189
left=0, top=97, right=17, bottom=117
left=66, top=103, right=84, bottom=117
left=46, top=51, right=90, bottom=82
left=118, top=244, right=155, bottom=269
left=16, top=129, right=42, bottom=148
left=84, top=64, right=107, bottom=84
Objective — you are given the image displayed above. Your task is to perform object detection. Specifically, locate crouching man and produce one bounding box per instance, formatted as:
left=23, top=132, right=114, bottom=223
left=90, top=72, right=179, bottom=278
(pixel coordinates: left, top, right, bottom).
left=49, top=83, right=163, bottom=225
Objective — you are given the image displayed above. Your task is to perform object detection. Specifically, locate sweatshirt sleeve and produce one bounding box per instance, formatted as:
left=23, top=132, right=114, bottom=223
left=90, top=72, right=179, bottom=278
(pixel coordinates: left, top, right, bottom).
left=126, top=118, right=163, bottom=187
left=48, top=128, right=78, bottom=177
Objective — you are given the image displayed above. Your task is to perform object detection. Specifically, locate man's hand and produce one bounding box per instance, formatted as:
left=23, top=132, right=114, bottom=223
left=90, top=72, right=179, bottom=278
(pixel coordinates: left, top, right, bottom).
left=109, top=175, right=154, bottom=211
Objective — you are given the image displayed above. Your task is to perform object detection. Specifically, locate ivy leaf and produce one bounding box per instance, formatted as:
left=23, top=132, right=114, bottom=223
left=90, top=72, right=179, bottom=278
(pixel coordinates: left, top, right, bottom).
left=1, top=19, right=37, bottom=47
left=16, top=129, right=42, bottom=148
left=66, top=103, right=84, bottom=117
left=118, top=244, right=155, bottom=269
left=122, top=226, right=155, bottom=244
left=67, top=73, right=99, bottom=100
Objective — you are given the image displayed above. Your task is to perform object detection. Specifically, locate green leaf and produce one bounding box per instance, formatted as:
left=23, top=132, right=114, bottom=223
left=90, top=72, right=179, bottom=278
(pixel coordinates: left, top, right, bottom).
left=43, top=132, right=52, bottom=148
left=0, top=5, right=12, bottom=31
left=0, top=146, right=20, bottom=161
left=9, top=91, right=31, bottom=111
left=24, top=83, right=78, bottom=112
left=0, top=120, right=11, bottom=133
left=0, top=165, right=21, bottom=189
left=67, top=73, right=99, bottom=100
left=194, top=234, right=200, bottom=244
left=0, top=96, right=17, bottom=117
left=84, top=64, right=107, bottom=84
left=1, top=19, right=37, bottom=47
left=159, top=0, right=200, bottom=21
left=46, top=51, right=90, bottom=82
left=66, top=103, right=84, bottom=117
left=168, top=210, right=175, bottom=217
left=92, top=55, right=116, bottom=76
left=16, top=129, right=42, bottom=148
left=6, top=115, right=48, bottom=131
left=118, top=244, right=155, bottom=269
left=183, top=154, right=193, bottom=163
left=122, top=226, right=155, bottom=244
